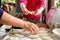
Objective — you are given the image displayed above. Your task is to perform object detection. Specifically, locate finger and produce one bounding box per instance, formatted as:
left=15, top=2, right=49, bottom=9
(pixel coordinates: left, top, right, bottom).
left=29, top=26, right=34, bottom=34
left=29, top=26, right=36, bottom=34
left=26, top=23, right=34, bottom=33
left=23, top=12, right=28, bottom=15
left=31, top=24, right=39, bottom=34
left=30, top=26, right=36, bottom=34
left=23, top=23, right=34, bottom=33
left=25, top=22, right=35, bottom=34
left=32, top=26, right=38, bottom=34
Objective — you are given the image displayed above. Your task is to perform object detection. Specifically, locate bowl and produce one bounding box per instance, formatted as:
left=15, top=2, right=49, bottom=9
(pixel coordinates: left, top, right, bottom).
left=52, top=28, right=60, bottom=38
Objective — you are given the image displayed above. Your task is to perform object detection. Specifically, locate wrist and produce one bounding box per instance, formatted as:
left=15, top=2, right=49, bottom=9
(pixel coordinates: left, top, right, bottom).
left=37, top=7, right=44, bottom=14
left=36, top=10, right=41, bottom=14
left=17, top=20, right=25, bottom=28
left=21, top=21, right=25, bottom=28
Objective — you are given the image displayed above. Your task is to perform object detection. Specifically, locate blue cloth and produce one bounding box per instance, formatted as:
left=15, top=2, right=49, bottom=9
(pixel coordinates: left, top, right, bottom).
left=0, top=8, right=3, bottom=19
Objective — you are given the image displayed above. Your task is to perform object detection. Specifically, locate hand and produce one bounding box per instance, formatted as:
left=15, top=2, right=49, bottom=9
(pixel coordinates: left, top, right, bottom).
left=34, top=7, right=44, bottom=15
left=22, top=21, right=39, bottom=34
left=23, top=9, right=33, bottom=15
left=23, top=12, right=29, bottom=15
left=32, top=10, right=40, bottom=16
left=33, top=11, right=38, bottom=15
left=30, top=11, right=36, bottom=15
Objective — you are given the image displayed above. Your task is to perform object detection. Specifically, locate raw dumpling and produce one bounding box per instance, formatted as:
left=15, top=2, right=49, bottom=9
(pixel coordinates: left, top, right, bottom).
left=39, top=30, right=48, bottom=34
left=5, top=36, right=19, bottom=40
left=28, top=34, right=39, bottom=39
left=32, top=37, right=42, bottom=40
left=23, top=31, right=31, bottom=37
left=24, top=30, right=31, bottom=34
left=5, top=35, right=31, bottom=40
left=39, top=33, right=48, bottom=37
left=19, top=37, right=31, bottom=40
left=14, top=34, right=24, bottom=38
left=41, top=36, right=53, bottom=40
left=9, top=29, right=24, bottom=35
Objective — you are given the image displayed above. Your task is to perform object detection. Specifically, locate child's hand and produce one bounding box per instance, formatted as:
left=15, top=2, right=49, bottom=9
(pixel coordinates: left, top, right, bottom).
left=31, top=11, right=35, bottom=14
left=29, top=11, right=37, bottom=15
left=30, top=11, right=40, bottom=15
left=23, top=9, right=32, bottom=15
left=23, top=11, right=29, bottom=15
left=23, top=9, right=36, bottom=15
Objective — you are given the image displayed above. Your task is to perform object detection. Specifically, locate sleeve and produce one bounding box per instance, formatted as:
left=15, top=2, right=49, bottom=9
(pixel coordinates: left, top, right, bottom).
left=20, top=0, right=28, bottom=6
left=0, top=8, right=3, bottom=19
left=40, top=0, right=46, bottom=8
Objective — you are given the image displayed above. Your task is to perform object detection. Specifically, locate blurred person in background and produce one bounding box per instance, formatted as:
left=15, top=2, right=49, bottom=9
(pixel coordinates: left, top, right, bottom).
left=2, top=0, right=15, bottom=13
left=20, top=0, right=46, bottom=23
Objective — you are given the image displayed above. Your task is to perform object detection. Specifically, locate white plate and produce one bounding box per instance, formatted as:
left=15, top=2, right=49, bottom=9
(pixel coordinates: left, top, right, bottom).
left=52, top=28, right=60, bottom=36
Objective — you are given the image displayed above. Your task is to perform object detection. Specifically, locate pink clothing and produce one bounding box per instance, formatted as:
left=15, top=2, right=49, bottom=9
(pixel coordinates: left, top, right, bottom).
left=21, top=0, right=46, bottom=20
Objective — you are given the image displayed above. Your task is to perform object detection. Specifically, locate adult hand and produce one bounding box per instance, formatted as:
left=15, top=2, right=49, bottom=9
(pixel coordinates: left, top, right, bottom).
left=22, top=21, right=39, bottom=34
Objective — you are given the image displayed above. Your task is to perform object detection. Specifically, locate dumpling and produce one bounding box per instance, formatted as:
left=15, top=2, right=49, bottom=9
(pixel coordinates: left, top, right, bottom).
left=23, top=31, right=31, bottom=37
left=41, top=36, right=53, bottom=40
left=5, top=36, right=31, bottom=40
left=39, top=33, right=48, bottom=37
left=24, top=30, right=31, bottom=34
left=9, top=29, right=25, bottom=35
left=19, top=37, right=31, bottom=40
left=5, top=36, right=19, bottom=40
left=32, top=37, right=42, bottom=40
left=14, top=34, right=24, bottom=38
left=28, top=34, right=39, bottom=39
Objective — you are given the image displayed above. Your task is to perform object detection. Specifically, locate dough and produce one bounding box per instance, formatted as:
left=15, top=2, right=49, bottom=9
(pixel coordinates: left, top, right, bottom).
left=39, top=33, right=48, bottom=37
left=14, top=34, right=24, bottom=38
left=5, top=35, right=31, bottom=40
left=23, top=31, right=31, bottom=37
left=6, top=36, right=19, bottom=40
left=20, top=37, right=31, bottom=40
left=24, top=30, right=31, bottom=34
left=39, top=29, right=48, bottom=34
left=9, top=29, right=24, bottom=35
left=32, top=38, right=42, bottom=40
left=41, top=36, right=53, bottom=40
left=28, top=34, right=39, bottom=39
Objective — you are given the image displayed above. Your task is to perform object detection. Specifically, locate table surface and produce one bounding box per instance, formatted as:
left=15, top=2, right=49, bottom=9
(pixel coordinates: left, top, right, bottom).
left=0, top=24, right=60, bottom=40
left=0, top=30, right=60, bottom=40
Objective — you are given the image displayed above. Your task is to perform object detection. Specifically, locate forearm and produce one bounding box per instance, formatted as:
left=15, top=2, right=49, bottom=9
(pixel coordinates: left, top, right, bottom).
left=36, top=7, right=44, bottom=14
left=0, top=12, right=24, bottom=28
left=20, top=3, right=26, bottom=11
left=20, top=3, right=30, bottom=13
